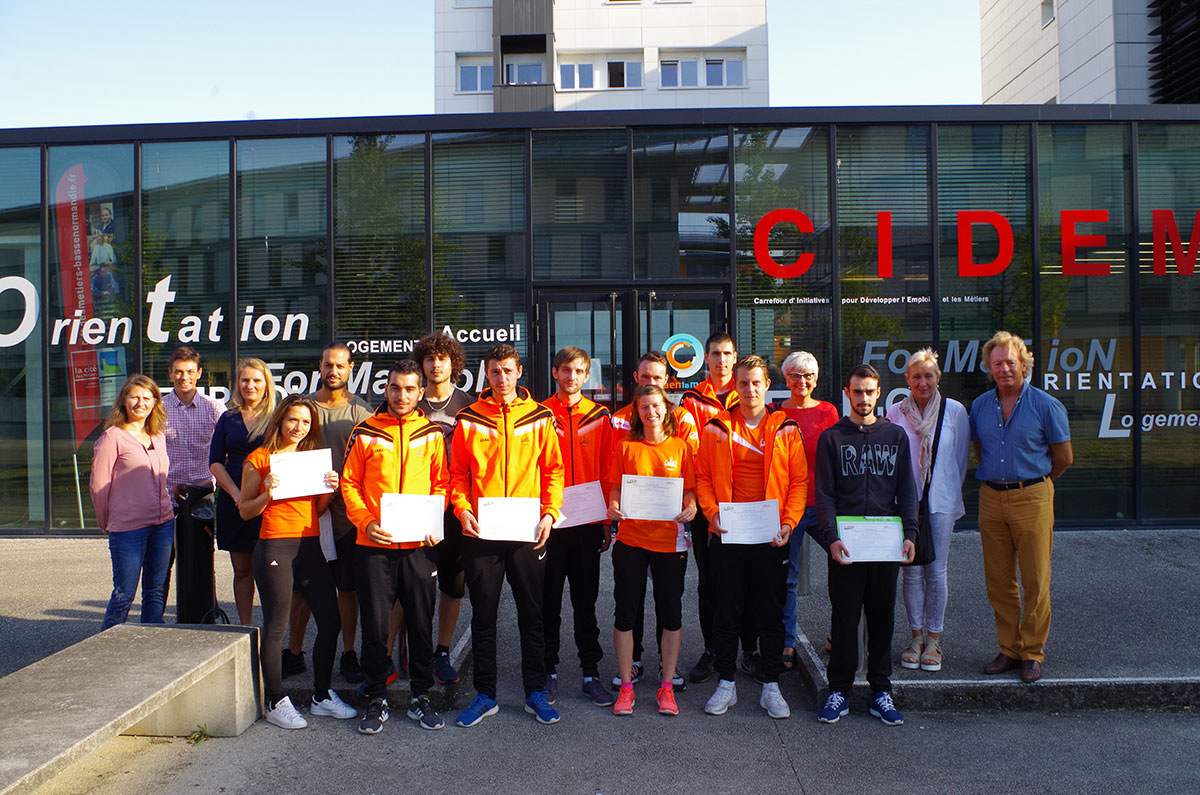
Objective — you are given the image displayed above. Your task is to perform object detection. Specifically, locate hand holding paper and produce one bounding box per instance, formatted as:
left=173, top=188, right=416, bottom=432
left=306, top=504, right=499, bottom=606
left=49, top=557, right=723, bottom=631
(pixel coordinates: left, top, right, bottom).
left=269, top=449, right=336, bottom=500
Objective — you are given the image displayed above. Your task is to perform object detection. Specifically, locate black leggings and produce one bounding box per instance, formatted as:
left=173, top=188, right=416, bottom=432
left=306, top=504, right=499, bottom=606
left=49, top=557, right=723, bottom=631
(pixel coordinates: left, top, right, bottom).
left=612, top=541, right=687, bottom=633
left=254, top=536, right=341, bottom=706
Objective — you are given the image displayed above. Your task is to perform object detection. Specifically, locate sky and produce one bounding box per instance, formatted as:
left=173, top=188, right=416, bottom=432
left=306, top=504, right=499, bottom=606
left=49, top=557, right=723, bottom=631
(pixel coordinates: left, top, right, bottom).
left=0, top=0, right=982, bottom=130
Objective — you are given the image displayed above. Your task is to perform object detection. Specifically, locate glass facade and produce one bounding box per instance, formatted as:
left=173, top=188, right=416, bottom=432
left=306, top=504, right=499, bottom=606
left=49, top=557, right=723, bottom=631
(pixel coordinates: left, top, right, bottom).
left=1, top=108, right=1197, bottom=532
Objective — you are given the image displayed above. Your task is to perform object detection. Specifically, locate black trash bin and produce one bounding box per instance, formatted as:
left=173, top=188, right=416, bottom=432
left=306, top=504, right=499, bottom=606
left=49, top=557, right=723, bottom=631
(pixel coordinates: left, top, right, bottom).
left=174, top=483, right=220, bottom=624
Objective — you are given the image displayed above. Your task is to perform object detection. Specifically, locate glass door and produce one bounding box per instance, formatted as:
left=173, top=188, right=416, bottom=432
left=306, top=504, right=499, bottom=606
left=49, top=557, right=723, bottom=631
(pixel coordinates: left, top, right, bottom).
left=535, top=288, right=728, bottom=409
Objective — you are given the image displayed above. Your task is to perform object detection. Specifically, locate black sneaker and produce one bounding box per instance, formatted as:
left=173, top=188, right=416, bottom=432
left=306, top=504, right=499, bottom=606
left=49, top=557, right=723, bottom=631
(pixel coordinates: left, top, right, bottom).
left=340, top=650, right=364, bottom=684
left=281, top=649, right=306, bottom=678
left=358, top=698, right=389, bottom=735
left=739, top=652, right=769, bottom=684
left=688, top=650, right=716, bottom=683
left=658, top=664, right=687, bottom=692
left=407, top=695, right=445, bottom=730
left=433, top=651, right=459, bottom=685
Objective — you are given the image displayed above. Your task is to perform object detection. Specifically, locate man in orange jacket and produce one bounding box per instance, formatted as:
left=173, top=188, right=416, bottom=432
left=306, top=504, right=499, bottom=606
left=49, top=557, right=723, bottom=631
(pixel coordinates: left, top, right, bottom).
left=695, top=354, right=807, bottom=719
left=450, top=343, right=565, bottom=727
left=679, top=330, right=740, bottom=683
left=611, top=351, right=700, bottom=450
left=341, top=359, right=449, bottom=734
left=541, top=346, right=615, bottom=708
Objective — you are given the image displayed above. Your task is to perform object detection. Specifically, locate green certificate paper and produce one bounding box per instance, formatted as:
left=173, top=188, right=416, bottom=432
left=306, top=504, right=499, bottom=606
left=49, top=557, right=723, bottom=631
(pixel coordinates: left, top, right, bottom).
left=835, top=516, right=903, bottom=562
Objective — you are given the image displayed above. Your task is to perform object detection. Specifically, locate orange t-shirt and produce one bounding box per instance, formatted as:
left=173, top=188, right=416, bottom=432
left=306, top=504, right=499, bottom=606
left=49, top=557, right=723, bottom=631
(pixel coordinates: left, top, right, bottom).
left=730, top=414, right=768, bottom=504
left=246, top=447, right=321, bottom=539
left=607, top=436, right=694, bottom=553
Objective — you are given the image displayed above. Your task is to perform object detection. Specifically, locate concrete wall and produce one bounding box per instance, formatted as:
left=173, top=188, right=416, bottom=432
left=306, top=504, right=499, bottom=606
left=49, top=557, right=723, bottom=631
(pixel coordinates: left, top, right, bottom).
left=983, top=0, right=1155, bottom=105
left=1056, top=0, right=1153, bottom=103
left=552, top=0, right=767, bottom=110
left=434, top=0, right=768, bottom=113
left=981, top=0, right=1061, bottom=104
left=435, top=0, right=495, bottom=114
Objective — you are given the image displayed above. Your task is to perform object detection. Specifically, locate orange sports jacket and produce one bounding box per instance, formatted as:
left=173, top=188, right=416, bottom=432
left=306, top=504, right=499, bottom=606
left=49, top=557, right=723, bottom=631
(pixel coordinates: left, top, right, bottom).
left=680, top=378, right=740, bottom=431
left=542, top=394, right=613, bottom=488
left=610, top=403, right=700, bottom=453
left=694, top=406, right=808, bottom=531
left=450, top=387, right=564, bottom=522
left=341, top=406, right=449, bottom=550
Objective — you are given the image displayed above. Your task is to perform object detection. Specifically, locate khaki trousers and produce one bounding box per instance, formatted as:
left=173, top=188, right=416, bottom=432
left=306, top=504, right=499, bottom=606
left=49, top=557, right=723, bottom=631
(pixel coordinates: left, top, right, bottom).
left=978, top=479, right=1055, bottom=663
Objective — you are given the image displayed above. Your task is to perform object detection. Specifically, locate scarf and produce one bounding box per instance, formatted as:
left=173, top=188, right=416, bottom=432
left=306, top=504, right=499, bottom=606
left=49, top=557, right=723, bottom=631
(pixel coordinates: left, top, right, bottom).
left=899, top=390, right=941, bottom=488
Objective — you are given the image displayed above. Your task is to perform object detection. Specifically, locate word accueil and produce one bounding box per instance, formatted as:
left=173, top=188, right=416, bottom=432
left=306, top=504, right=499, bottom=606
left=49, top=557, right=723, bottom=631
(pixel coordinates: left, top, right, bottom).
left=753, top=208, right=1200, bottom=278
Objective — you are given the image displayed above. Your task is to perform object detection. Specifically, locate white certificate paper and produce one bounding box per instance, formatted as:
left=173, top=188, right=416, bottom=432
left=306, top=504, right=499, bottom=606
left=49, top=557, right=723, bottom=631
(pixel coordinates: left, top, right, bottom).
left=269, top=448, right=334, bottom=500
left=379, top=493, right=445, bottom=544
left=620, top=475, right=684, bottom=522
left=555, top=481, right=608, bottom=528
left=835, top=516, right=904, bottom=562
left=718, top=499, right=781, bottom=545
left=477, top=496, right=542, bottom=542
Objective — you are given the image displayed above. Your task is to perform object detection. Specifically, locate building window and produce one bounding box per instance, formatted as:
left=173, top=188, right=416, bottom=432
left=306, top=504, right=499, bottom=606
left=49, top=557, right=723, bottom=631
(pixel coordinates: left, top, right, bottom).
left=458, top=61, right=494, bottom=93
left=505, top=60, right=543, bottom=85
left=705, top=59, right=744, bottom=87
left=1041, top=0, right=1055, bottom=27
left=607, top=60, right=643, bottom=89
left=662, top=52, right=743, bottom=88
left=455, top=0, right=491, bottom=6
left=560, top=63, right=594, bottom=90
left=661, top=59, right=699, bottom=88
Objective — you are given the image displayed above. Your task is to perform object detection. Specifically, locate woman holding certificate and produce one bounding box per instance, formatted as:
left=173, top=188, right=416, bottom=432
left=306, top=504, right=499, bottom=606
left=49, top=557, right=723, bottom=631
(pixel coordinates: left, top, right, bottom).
left=209, top=358, right=276, bottom=625
left=886, top=349, right=970, bottom=673
left=239, top=394, right=356, bottom=730
left=606, top=384, right=698, bottom=717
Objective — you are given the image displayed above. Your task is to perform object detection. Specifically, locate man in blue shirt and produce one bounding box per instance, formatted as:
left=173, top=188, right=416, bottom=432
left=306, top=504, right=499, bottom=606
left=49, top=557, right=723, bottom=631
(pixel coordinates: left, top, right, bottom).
left=970, top=331, right=1072, bottom=684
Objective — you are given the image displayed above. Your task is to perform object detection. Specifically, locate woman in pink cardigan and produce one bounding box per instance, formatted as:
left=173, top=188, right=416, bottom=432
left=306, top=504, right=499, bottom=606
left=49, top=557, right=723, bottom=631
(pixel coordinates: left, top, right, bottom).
left=89, top=374, right=175, bottom=629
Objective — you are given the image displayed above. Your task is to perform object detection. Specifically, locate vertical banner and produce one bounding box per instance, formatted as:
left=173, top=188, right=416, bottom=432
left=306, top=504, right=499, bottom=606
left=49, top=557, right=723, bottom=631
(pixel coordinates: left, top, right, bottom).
left=53, top=164, right=103, bottom=448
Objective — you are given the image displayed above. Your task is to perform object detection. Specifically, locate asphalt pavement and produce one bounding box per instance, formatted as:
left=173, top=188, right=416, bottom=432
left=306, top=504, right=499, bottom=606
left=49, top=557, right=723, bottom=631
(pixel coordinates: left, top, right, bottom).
left=3, top=528, right=1198, bottom=794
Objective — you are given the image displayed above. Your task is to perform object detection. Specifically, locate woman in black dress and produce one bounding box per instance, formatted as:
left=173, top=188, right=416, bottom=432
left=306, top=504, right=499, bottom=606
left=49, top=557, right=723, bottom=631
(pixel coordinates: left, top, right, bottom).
left=209, top=357, right=277, bottom=624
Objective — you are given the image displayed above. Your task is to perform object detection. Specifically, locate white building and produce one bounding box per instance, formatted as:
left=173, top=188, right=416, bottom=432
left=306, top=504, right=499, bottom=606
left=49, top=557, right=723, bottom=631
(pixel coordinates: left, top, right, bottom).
left=980, top=0, right=1186, bottom=105
left=435, top=0, right=768, bottom=113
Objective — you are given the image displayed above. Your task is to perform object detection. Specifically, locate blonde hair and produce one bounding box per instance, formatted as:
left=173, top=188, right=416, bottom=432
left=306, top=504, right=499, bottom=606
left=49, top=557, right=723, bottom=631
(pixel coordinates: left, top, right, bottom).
left=227, top=357, right=276, bottom=439
left=981, top=331, right=1034, bottom=379
left=104, top=375, right=167, bottom=436
left=905, top=347, right=942, bottom=378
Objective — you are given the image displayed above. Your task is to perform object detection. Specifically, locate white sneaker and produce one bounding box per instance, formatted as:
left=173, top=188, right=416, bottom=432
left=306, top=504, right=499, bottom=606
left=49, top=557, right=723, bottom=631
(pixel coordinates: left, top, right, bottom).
left=760, top=682, right=791, bottom=719
left=311, top=690, right=357, bottom=719
left=704, top=679, right=738, bottom=715
left=265, top=696, right=308, bottom=730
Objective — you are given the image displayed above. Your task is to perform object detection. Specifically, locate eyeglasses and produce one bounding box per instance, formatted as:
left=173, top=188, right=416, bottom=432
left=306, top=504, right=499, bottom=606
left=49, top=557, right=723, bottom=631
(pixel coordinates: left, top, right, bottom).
left=785, top=372, right=816, bottom=382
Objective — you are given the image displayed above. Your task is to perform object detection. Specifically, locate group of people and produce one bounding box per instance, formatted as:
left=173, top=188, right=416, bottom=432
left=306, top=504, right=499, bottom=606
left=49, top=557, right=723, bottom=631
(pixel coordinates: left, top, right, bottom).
left=87, top=327, right=1071, bottom=733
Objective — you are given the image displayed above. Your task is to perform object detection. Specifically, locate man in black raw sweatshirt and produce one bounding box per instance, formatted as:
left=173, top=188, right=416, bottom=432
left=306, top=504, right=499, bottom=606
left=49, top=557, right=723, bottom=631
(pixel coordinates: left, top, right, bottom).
left=810, top=363, right=918, bottom=726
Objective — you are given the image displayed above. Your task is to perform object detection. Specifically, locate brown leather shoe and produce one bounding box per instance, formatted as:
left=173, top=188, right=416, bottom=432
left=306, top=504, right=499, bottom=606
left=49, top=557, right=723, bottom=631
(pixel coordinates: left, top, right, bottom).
left=982, top=652, right=1020, bottom=675
left=1020, top=660, right=1043, bottom=683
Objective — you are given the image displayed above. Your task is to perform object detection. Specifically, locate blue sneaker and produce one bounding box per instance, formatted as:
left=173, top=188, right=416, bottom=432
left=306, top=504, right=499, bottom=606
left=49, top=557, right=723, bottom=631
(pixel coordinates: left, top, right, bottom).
left=433, top=651, right=459, bottom=685
left=817, top=690, right=849, bottom=724
left=524, top=691, right=561, bottom=724
left=454, top=694, right=499, bottom=728
left=869, top=691, right=903, bottom=725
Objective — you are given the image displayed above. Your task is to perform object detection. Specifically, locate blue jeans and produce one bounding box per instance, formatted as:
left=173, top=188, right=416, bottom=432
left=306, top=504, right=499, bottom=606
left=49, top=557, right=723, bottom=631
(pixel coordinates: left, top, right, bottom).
left=783, top=506, right=818, bottom=649
left=102, top=520, right=174, bottom=630
left=901, top=512, right=956, bottom=634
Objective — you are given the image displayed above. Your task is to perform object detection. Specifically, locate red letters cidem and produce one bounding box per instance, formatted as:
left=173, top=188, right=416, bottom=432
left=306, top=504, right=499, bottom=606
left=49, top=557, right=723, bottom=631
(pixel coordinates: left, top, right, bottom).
left=752, top=208, right=1199, bottom=278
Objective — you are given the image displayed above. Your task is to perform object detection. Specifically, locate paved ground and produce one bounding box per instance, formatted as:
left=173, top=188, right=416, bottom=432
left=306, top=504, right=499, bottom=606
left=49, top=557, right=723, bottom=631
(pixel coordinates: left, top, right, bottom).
left=792, top=528, right=1200, bottom=710
left=3, top=529, right=1198, bottom=794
